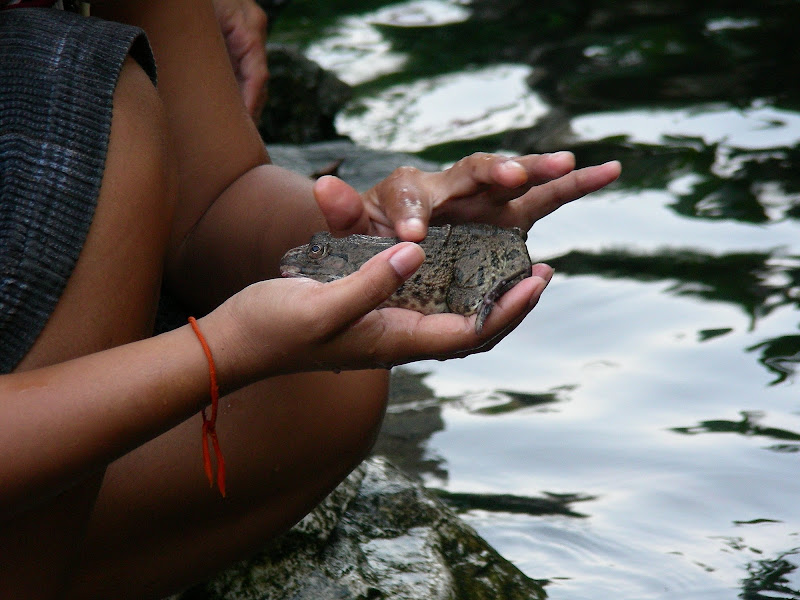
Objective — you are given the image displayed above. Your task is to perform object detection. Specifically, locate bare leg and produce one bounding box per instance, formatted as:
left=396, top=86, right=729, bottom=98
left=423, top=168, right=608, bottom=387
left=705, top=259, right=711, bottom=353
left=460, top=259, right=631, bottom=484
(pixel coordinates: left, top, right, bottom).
left=1, top=57, right=174, bottom=600
left=68, top=369, right=389, bottom=600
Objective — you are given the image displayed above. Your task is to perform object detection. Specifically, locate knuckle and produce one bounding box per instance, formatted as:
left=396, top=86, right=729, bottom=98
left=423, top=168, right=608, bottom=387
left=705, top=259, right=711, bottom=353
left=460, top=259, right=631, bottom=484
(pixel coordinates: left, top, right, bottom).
left=304, top=309, right=339, bottom=342
left=389, top=165, right=421, bottom=183
left=249, top=4, right=269, bottom=31
left=362, top=273, right=395, bottom=308
left=467, top=151, right=491, bottom=166
left=451, top=152, right=491, bottom=178
left=289, top=287, right=337, bottom=339
left=363, top=318, right=390, bottom=365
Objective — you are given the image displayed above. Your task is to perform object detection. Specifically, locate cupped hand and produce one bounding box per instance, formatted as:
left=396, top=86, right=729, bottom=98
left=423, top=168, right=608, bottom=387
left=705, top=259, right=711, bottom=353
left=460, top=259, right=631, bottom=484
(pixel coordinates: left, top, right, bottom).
left=205, top=243, right=553, bottom=390
left=314, top=151, right=621, bottom=241
left=212, top=0, right=270, bottom=119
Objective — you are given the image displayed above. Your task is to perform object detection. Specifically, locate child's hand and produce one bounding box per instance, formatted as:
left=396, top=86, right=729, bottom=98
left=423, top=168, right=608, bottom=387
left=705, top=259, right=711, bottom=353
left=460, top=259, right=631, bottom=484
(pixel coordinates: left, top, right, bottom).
left=212, top=0, right=269, bottom=119
left=202, top=242, right=553, bottom=391
left=313, top=151, right=621, bottom=241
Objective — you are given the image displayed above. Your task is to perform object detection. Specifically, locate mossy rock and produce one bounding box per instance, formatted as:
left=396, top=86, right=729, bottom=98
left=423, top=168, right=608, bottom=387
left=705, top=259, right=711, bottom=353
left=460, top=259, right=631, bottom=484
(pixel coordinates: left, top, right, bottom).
left=172, top=458, right=545, bottom=600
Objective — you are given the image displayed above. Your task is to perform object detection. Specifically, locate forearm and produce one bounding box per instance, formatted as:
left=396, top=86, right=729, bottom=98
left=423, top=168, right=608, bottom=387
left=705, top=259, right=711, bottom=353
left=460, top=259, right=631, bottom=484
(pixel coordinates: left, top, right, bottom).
left=0, top=319, right=220, bottom=517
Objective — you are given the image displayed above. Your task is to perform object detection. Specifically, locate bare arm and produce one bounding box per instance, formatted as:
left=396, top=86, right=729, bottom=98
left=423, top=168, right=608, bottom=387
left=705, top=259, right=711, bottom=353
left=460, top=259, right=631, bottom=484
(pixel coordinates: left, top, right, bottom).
left=0, top=242, right=552, bottom=517
left=0, top=323, right=210, bottom=516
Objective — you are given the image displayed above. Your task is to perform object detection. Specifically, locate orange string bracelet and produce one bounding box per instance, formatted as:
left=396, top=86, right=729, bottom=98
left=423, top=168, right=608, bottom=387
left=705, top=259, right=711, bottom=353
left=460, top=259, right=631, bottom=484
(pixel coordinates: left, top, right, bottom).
left=188, top=317, right=226, bottom=497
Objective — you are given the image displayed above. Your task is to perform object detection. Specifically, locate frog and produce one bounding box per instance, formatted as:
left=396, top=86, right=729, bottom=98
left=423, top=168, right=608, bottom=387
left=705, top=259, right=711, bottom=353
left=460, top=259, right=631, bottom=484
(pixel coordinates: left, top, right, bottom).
left=279, top=223, right=533, bottom=334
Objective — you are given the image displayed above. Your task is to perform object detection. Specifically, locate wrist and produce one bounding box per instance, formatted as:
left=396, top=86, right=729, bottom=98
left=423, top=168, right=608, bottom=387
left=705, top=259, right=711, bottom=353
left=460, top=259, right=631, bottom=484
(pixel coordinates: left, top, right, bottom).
left=195, top=303, right=256, bottom=396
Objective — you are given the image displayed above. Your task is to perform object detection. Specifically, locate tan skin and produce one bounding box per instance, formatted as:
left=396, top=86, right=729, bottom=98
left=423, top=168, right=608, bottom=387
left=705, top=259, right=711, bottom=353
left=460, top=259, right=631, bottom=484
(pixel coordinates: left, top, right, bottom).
left=0, top=1, right=621, bottom=598
left=212, top=0, right=269, bottom=118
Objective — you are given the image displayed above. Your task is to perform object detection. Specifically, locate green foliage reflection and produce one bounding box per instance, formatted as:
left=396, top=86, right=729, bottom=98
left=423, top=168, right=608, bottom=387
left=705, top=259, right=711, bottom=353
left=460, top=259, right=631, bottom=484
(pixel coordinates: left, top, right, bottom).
left=740, top=548, right=800, bottom=600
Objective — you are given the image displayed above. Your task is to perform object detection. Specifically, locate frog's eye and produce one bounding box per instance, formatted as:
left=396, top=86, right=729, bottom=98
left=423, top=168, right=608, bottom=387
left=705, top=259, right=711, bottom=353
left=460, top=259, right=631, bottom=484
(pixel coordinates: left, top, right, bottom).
left=308, top=243, right=327, bottom=259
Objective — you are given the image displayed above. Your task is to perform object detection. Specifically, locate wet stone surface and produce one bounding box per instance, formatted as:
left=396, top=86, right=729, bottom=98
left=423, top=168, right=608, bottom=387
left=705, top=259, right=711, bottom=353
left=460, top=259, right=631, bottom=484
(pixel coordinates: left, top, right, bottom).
left=171, top=457, right=545, bottom=600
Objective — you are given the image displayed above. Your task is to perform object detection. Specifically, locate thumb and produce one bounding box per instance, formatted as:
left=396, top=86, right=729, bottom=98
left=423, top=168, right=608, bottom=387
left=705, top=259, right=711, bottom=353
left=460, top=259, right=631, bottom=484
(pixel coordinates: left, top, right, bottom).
left=324, top=242, right=425, bottom=327
left=313, top=175, right=370, bottom=236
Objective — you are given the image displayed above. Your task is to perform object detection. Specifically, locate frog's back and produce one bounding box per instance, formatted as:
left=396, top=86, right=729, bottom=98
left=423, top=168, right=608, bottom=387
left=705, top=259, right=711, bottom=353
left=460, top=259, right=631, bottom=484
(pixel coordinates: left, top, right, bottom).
left=445, top=224, right=532, bottom=319
left=280, top=223, right=532, bottom=332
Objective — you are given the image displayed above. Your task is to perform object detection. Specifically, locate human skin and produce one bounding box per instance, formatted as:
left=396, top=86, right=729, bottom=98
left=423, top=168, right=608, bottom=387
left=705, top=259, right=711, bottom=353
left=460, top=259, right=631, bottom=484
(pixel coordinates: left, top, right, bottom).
left=211, top=0, right=269, bottom=118
left=0, top=1, right=621, bottom=598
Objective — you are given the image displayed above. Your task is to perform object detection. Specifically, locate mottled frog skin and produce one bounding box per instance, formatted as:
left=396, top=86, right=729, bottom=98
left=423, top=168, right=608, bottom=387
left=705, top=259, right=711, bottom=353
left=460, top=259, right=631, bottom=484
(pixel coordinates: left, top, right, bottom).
left=279, top=223, right=533, bottom=333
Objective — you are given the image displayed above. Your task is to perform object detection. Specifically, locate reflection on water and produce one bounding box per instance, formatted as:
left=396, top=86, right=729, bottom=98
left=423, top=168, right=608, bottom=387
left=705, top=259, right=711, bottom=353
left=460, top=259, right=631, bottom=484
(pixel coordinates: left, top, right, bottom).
left=572, top=105, right=800, bottom=151
left=274, top=1, right=800, bottom=598
left=672, top=410, right=800, bottom=449
left=549, top=247, right=800, bottom=384
left=304, top=0, right=470, bottom=85
left=434, top=489, right=594, bottom=519
left=335, top=64, right=548, bottom=151
left=741, top=547, right=800, bottom=600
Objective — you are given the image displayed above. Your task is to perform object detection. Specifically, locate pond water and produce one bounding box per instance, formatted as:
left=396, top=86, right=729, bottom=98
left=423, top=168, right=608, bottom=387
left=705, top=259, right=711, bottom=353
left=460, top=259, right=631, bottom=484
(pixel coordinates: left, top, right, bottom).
left=274, top=2, right=800, bottom=598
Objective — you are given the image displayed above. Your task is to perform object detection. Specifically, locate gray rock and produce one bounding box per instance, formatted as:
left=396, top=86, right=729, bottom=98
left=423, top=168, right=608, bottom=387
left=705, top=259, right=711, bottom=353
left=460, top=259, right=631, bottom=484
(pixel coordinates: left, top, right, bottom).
left=172, top=457, right=545, bottom=600
left=258, top=45, right=352, bottom=144
left=254, top=0, right=292, bottom=33
left=267, top=140, right=439, bottom=191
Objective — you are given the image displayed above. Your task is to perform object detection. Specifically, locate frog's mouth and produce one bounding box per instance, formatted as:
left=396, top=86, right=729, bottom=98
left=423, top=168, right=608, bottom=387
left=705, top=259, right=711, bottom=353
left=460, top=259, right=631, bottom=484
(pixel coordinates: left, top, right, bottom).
left=280, top=265, right=303, bottom=278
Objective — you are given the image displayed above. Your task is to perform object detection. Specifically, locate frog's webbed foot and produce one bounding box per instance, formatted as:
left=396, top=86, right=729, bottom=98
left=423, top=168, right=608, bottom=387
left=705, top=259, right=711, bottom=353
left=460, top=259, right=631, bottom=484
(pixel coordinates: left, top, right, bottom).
left=474, top=266, right=533, bottom=334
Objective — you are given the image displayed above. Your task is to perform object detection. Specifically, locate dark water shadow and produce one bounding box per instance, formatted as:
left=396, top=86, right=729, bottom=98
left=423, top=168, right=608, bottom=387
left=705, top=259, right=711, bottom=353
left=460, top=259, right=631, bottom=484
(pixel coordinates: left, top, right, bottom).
left=432, top=489, right=595, bottom=519
left=740, top=547, right=800, bottom=600
left=549, top=248, right=800, bottom=325
left=376, top=369, right=591, bottom=519
left=469, top=389, right=564, bottom=416
left=671, top=410, right=800, bottom=454
left=748, top=337, right=800, bottom=385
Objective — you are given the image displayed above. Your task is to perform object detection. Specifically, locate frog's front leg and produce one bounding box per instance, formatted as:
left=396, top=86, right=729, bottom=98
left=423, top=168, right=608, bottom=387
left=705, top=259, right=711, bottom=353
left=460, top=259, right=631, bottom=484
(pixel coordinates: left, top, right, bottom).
left=472, top=266, right=533, bottom=334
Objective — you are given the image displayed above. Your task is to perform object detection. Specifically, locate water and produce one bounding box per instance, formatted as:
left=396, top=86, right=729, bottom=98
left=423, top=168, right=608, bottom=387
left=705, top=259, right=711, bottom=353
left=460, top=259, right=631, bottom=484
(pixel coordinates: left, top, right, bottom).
left=274, top=2, right=800, bottom=598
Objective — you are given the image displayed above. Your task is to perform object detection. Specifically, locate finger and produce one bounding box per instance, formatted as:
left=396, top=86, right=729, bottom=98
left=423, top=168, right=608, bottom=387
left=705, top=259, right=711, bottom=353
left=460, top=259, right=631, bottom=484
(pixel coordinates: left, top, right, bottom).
left=531, top=262, right=557, bottom=281
left=362, top=265, right=552, bottom=367
left=442, top=271, right=552, bottom=360
left=314, top=176, right=374, bottom=236
left=513, top=151, right=577, bottom=185
left=517, top=160, right=621, bottom=224
left=472, top=266, right=552, bottom=345
left=436, top=152, right=527, bottom=199
left=434, top=152, right=576, bottom=198
left=370, top=166, right=432, bottom=241
left=416, top=153, right=576, bottom=222
left=240, top=51, right=269, bottom=117
left=322, top=242, right=425, bottom=328
left=474, top=264, right=553, bottom=345
left=241, top=5, right=269, bottom=117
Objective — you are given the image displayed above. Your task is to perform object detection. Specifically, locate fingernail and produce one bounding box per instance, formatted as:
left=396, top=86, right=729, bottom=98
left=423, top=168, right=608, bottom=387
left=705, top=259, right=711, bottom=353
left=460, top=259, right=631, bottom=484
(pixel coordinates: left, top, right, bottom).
left=501, top=159, right=524, bottom=172
left=531, top=263, right=555, bottom=283
left=529, top=276, right=548, bottom=306
left=402, top=217, right=426, bottom=240
left=389, top=243, right=424, bottom=278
